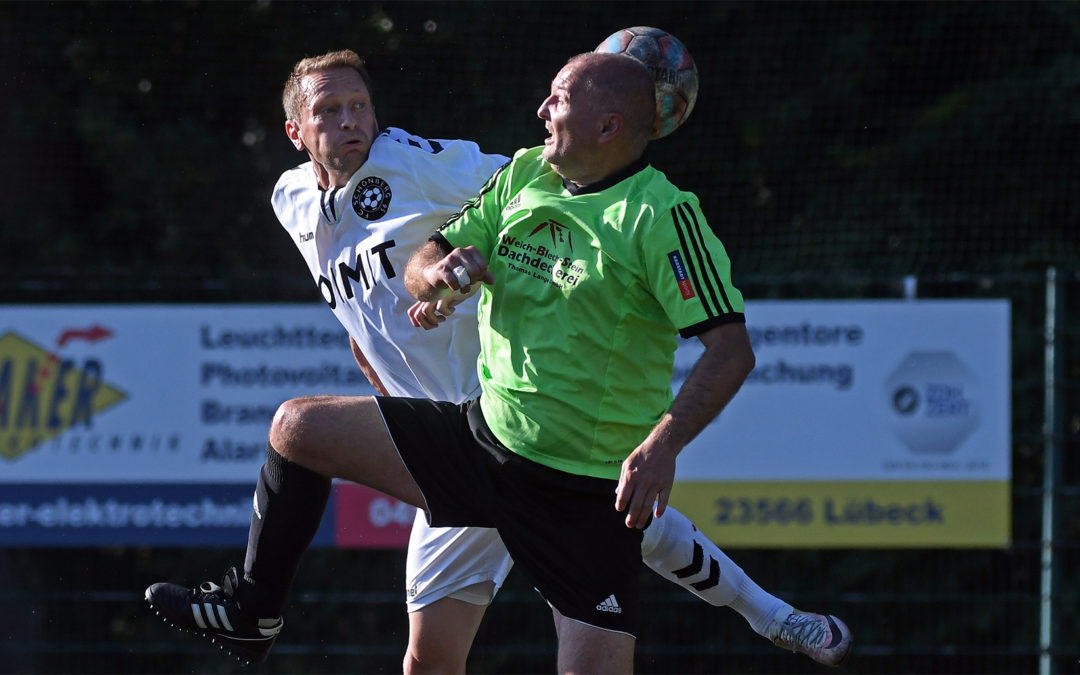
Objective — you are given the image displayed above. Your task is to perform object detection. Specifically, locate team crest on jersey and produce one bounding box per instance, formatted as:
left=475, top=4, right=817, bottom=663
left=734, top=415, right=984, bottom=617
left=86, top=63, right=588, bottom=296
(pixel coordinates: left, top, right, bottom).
left=528, top=218, right=573, bottom=252
left=352, top=176, right=392, bottom=220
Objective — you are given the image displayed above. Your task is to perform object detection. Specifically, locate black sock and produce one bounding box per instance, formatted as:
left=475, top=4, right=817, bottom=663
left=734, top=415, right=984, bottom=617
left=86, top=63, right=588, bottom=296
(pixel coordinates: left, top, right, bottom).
left=238, top=442, right=331, bottom=618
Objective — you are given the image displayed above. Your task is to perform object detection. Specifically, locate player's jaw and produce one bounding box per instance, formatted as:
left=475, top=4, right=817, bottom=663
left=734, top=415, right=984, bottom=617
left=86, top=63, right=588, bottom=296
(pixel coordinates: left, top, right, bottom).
left=322, top=120, right=378, bottom=183
left=336, top=127, right=375, bottom=161
left=539, top=111, right=585, bottom=176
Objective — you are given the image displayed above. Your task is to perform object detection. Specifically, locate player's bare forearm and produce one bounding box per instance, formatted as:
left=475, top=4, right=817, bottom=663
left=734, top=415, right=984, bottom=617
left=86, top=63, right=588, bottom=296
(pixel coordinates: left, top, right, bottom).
left=350, top=336, right=390, bottom=396
left=658, top=321, right=755, bottom=451
left=404, top=241, right=452, bottom=301
left=405, top=240, right=494, bottom=301
left=616, top=321, right=755, bottom=528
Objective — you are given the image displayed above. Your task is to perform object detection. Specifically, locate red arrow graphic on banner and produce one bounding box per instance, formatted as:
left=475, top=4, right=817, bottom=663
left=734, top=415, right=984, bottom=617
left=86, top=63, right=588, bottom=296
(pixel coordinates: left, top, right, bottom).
left=57, top=325, right=114, bottom=347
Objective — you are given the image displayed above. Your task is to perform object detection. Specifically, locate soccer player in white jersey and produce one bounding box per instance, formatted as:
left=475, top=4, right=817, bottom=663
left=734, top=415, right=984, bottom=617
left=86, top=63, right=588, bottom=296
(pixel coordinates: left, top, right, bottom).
left=145, top=49, right=851, bottom=670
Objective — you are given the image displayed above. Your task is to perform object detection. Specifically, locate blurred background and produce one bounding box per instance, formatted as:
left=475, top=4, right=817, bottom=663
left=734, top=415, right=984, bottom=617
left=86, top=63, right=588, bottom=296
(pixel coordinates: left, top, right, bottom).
left=1, top=1, right=1078, bottom=673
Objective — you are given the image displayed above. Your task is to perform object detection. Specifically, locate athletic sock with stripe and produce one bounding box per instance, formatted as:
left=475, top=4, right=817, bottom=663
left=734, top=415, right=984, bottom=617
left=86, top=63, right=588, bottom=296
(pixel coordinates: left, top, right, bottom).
left=641, top=506, right=793, bottom=637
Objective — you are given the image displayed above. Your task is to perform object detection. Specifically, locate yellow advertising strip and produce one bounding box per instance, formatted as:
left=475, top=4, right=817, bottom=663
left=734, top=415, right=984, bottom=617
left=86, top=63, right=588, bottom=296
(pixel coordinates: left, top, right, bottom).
left=670, top=481, right=1010, bottom=548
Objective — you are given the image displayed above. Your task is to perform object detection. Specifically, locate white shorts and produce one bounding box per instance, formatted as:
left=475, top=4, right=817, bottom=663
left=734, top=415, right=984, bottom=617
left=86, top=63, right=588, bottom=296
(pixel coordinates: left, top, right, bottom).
left=404, top=509, right=514, bottom=612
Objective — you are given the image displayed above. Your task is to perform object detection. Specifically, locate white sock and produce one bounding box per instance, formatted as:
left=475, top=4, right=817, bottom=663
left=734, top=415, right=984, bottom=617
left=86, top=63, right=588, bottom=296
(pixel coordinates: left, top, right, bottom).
left=641, top=507, right=794, bottom=637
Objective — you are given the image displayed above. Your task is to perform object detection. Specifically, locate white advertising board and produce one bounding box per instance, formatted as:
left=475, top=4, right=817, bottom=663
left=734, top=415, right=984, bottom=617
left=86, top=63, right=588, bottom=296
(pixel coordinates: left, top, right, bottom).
left=1, top=300, right=1010, bottom=547
left=1, top=305, right=374, bottom=483
left=675, top=299, right=1010, bottom=481
left=669, top=299, right=1011, bottom=547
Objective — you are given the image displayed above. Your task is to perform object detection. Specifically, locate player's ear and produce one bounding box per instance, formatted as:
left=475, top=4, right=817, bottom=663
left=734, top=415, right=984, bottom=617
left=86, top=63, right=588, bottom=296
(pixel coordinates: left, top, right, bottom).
left=285, top=119, right=305, bottom=151
left=598, top=112, right=623, bottom=142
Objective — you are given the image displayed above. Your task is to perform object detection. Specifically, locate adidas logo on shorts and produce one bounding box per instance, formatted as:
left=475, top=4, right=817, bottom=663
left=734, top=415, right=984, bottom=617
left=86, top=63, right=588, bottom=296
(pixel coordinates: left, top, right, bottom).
left=595, top=594, right=622, bottom=614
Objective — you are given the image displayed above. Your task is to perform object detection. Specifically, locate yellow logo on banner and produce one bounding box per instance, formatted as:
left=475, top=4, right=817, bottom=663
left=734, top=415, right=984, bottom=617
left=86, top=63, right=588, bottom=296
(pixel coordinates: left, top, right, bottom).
left=0, top=332, right=127, bottom=460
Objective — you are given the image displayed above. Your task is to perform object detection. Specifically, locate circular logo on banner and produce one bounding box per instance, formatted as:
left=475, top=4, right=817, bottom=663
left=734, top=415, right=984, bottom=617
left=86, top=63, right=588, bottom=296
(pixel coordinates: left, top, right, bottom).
left=884, top=350, right=979, bottom=455
left=352, top=177, right=392, bottom=220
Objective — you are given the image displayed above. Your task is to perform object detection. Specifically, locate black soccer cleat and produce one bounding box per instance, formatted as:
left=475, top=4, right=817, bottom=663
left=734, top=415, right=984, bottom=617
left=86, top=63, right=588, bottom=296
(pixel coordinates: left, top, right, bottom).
left=145, top=566, right=282, bottom=665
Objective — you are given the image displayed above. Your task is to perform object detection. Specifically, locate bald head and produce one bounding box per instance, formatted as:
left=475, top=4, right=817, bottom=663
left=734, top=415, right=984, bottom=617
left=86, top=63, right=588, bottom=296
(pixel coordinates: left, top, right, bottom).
left=537, top=52, right=658, bottom=186
left=564, top=52, right=656, bottom=141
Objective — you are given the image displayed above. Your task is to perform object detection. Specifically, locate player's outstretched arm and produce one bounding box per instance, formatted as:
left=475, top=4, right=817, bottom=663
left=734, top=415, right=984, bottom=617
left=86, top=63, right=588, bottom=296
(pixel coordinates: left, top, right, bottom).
left=616, top=321, right=755, bottom=528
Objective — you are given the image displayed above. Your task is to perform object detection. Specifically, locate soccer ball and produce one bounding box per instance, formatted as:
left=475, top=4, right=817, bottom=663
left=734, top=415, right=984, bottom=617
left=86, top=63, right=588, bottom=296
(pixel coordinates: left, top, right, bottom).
left=594, top=26, right=699, bottom=139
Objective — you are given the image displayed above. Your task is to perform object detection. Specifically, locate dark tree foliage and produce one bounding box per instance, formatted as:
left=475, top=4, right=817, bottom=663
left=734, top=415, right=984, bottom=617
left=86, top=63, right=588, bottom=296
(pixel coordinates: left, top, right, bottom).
left=2, top=1, right=1076, bottom=301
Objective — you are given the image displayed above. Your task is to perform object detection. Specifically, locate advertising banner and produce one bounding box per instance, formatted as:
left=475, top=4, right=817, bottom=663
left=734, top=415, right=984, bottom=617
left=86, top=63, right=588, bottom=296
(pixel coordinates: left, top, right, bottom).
left=0, top=305, right=414, bottom=547
left=670, top=299, right=1011, bottom=548
left=1, top=301, right=1009, bottom=548
left=1, top=305, right=374, bottom=481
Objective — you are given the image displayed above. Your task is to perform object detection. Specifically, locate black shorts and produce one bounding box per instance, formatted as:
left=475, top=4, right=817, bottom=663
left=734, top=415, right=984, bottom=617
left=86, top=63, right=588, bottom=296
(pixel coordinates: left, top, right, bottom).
left=375, top=396, right=643, bottom=636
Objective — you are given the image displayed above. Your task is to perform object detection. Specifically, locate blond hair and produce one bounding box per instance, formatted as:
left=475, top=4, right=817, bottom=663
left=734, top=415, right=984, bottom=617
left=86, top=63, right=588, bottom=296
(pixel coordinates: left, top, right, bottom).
left=282, top=49, right=373, bottom=121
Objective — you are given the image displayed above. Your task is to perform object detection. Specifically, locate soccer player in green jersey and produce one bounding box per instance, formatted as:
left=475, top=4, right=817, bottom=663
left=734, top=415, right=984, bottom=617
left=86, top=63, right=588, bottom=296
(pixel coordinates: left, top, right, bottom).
left=403, top=52, right=850, bottom=671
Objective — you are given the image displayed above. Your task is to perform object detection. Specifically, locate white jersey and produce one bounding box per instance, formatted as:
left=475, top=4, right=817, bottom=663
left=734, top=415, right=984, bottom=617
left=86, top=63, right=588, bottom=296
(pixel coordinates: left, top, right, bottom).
left=273, top=127, right=513, bottom=610
left=272, top=127, right=507, bottom=403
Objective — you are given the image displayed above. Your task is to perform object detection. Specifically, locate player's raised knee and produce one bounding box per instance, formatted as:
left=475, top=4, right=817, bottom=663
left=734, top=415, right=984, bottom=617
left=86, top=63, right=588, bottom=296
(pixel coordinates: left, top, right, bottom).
left=269, top=395, right=330, bottom=460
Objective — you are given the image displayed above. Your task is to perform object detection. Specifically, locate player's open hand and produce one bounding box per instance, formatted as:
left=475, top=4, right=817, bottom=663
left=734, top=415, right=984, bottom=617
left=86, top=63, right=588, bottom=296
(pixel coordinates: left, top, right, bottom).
left=615, top=442, right=677, bottom=529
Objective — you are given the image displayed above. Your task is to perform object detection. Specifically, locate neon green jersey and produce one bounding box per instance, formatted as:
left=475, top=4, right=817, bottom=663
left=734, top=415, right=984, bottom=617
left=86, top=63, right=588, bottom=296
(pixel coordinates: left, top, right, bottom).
left=437, top=147, right=745, bottom=479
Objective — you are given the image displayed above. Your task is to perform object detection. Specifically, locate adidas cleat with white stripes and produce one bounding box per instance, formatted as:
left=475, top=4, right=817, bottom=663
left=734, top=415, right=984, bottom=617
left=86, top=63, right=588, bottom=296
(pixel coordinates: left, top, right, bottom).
left=145, top=566, right=282, bottom=665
